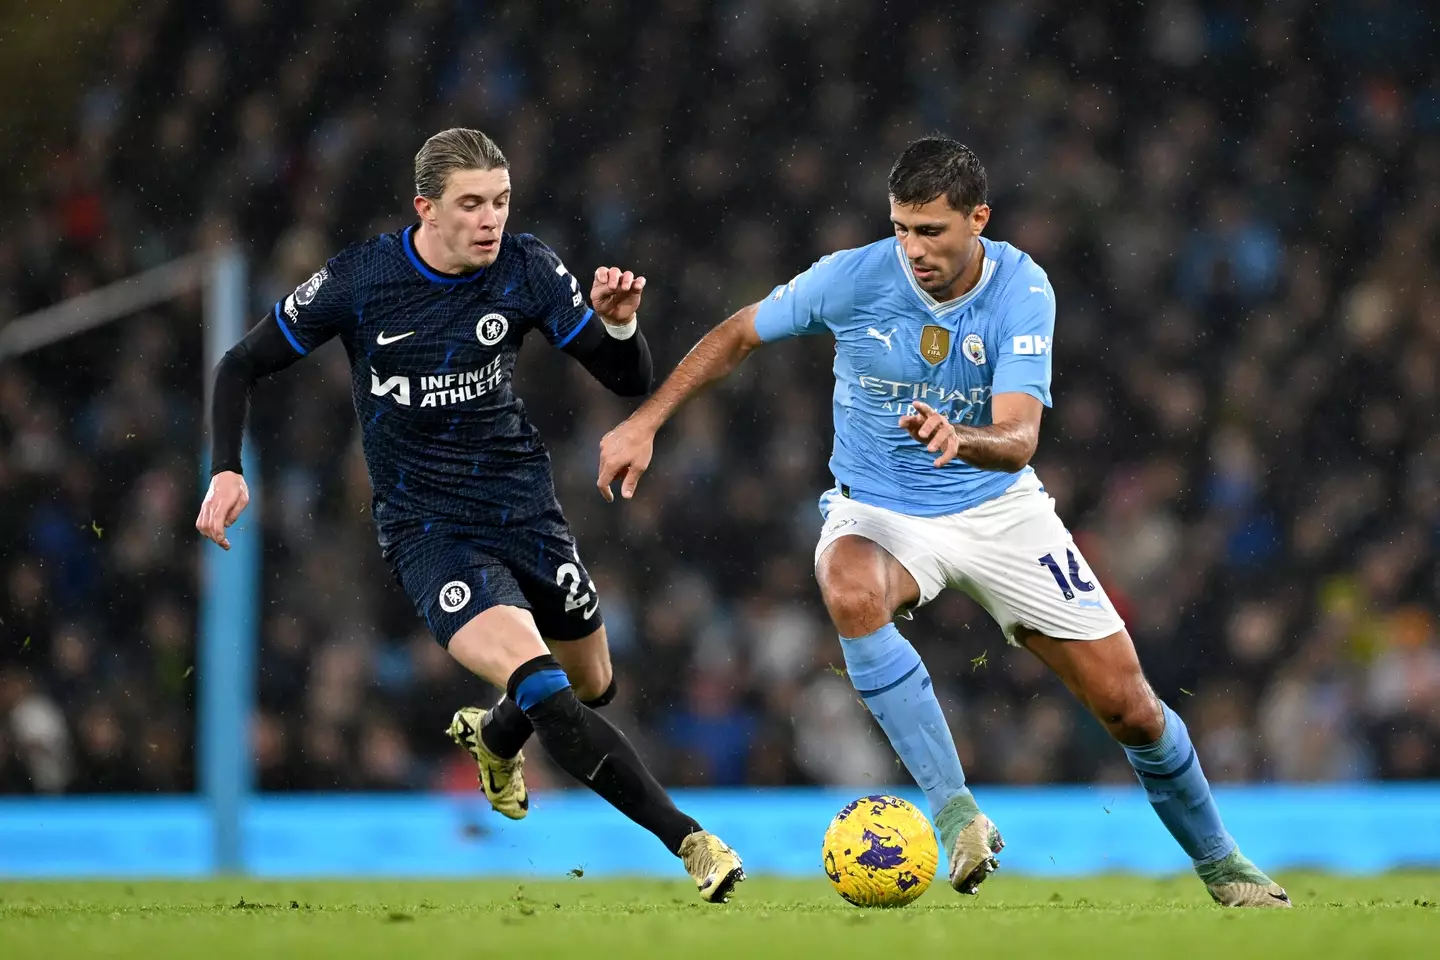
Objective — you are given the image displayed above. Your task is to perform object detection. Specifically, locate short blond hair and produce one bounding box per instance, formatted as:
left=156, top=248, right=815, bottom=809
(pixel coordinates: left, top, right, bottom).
left=414, top=128, right=508, bottom=199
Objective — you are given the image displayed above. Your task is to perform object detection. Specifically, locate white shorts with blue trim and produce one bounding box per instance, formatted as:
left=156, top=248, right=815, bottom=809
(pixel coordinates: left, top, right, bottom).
left=815, top=472, right=1125, bottom=645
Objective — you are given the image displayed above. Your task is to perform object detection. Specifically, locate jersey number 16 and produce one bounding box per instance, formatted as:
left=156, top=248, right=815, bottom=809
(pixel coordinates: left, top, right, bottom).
left=1038, top=549, right=1095, bottom=601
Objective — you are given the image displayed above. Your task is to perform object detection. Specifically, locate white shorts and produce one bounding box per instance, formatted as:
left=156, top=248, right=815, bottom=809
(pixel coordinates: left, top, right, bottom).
left=815, top=472, right=1124, bottom=645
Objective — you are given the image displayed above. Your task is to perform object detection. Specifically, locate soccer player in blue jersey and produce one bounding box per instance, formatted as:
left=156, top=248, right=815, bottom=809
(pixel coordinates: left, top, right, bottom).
left=195, top=128, right=743, bottom=902
left=597, top=137, right=1289, bottom=908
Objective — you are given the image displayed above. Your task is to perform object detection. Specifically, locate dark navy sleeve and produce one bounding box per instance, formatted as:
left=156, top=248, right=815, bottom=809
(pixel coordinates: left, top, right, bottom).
left=210, top=315, right=306, bottom=475
left=561, top=318, right=654, bottom=396
left=271, top=252, right=357, bottom=355
left=520, top=236, right=595, bottom=349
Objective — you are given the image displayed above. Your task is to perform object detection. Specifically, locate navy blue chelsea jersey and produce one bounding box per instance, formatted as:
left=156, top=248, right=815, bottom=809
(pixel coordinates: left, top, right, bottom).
left=272, top=226, right=593, bottom=547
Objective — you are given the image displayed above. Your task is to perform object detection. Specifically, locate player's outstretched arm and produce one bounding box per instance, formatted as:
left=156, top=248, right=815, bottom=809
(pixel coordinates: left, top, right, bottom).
left=195, top=317, right=304, bottom=549
left=597, top=302, right=764, bottom=501
left=898, top=393, right=1043, bottom=472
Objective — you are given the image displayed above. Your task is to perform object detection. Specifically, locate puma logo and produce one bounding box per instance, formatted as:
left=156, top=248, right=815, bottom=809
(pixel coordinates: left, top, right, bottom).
left=866, top=327, right=897, bottom=349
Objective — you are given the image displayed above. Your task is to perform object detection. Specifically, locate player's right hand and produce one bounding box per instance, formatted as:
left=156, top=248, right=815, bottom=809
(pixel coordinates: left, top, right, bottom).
left=900, top=400, right=962, bottom=467
left=597, top=419, right=655, bottom=502
left=196, top=470, right=250, bottom=550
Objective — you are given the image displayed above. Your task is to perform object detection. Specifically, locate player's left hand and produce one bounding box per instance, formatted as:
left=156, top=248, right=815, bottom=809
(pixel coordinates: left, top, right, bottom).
left=899, top=400, right=961, bottom=467
left=591, top=266, right=646, bottom=326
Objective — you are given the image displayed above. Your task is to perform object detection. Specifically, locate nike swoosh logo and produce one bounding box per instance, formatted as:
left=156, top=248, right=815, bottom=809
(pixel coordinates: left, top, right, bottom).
left=583, top=598, right=600, bottom=619
left=484, top=768, right=527, bottom=810
left=376, top=331, right=416, bottom=345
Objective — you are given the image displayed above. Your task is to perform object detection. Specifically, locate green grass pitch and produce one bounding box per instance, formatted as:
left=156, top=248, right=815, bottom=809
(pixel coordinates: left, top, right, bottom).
left=3, top=874, right=1438, bottom=959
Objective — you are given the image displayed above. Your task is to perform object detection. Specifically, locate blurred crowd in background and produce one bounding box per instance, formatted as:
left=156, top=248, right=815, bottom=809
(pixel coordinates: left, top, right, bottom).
left=2, top=0, right=1438, bottom=795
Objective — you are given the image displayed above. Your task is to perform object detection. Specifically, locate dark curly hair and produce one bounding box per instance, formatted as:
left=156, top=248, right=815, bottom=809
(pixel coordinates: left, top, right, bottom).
left=888, top=136, right=988, bottom=213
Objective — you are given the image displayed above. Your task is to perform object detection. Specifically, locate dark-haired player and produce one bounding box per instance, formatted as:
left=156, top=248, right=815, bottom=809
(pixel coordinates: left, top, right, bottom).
left=597, top=137, right=1287, bottom=908
left=196, top=128, right=743, bottom=902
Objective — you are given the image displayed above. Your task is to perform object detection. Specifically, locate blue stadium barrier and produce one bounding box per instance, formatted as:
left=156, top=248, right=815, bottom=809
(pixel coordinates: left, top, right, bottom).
left=0, top=798, right=213, bottom=877
left=2, top=785, right=1438, bottom=878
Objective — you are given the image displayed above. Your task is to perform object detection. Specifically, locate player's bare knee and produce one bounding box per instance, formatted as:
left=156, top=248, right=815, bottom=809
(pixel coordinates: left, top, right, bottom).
left=823, top=584, right=890, bottom=638
left=551, top=627, right=613, bottom=701
left=1099, top=690, right=1165, bottom=746
left=570, top=659, right=614, bottom=703
left=1130, top=695, right=1167, bottom=743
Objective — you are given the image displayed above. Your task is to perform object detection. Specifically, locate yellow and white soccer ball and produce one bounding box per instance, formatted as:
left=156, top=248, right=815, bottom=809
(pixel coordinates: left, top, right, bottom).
left=821, top=794, right=938, bottom=907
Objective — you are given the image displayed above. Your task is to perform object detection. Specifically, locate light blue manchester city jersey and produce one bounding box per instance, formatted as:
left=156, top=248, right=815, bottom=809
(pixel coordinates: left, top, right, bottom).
left=753, top=236, right=1055, bottom=517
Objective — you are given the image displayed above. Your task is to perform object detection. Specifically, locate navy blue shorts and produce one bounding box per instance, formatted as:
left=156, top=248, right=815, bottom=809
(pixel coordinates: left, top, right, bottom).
left=385, top=514, right=603, bottom=647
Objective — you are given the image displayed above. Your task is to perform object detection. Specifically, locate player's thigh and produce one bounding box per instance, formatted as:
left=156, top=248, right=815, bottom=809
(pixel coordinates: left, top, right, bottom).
left=812, top=492, right=944, bottom=604
left=448, top=605, right=551, bottom=690
left=546, top=625, right=612, bottom=702
left=1017, top=627, right=1162, bottom=746
left=949, top=480, right=1124, bottom=647
left=813, top=491, right=942, bottom=634
left=815, top=534, right=922, bottom=635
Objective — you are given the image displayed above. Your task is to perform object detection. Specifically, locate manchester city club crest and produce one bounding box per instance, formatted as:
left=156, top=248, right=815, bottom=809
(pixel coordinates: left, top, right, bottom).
left=919, top=324, right=950, bottom=365
left=962, top=333, right=987, bottom=366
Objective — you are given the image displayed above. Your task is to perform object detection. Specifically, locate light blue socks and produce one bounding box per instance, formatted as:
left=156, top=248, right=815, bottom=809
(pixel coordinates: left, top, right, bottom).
left=841, top=628, right=1238, bottom=871
left=839, top=624, right=973, bottom=821
left=1124, top=701, right=1236, bottom=865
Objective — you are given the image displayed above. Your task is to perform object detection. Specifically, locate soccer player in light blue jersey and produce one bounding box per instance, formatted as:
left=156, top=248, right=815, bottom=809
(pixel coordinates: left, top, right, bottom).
left=597, top=137, right=1290, bottom=908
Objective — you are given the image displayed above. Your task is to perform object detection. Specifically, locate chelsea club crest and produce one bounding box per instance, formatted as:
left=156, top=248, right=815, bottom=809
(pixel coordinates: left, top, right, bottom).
left=962, top=333, right=987, bottom=366
left=476, top=312, right=509, bottom=345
